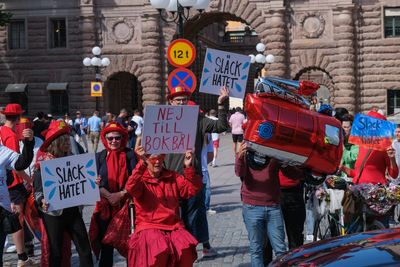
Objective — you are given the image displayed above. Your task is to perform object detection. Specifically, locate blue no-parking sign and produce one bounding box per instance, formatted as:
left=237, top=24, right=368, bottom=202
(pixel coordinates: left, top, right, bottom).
left=168, top=68, right=197, bottom=94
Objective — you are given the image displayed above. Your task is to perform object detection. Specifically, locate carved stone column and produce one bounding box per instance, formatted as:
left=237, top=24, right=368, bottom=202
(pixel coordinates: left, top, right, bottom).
left=332, top=8, right=356, bottom=113
left=138, top=15, right=163, bottom=106
left=263, top=9, right=288, bottom=77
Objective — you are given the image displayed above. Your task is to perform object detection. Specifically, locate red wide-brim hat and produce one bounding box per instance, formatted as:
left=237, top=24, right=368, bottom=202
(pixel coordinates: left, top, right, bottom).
left=167, top=86, right=192, bottom=100
left=1, top=103, right=25, bottom=116
left=40, top=120, right=71, bottom=152
left=100, top=122, right=129, bottom=148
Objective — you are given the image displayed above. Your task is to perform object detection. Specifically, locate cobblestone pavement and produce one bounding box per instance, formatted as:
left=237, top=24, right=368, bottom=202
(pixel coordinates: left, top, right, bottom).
left=3, top=134, right=251, bottom=266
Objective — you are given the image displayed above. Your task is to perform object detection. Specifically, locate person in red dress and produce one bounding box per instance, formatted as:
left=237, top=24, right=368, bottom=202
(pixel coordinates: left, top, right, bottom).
left=125, top=146, right=202, bottom=267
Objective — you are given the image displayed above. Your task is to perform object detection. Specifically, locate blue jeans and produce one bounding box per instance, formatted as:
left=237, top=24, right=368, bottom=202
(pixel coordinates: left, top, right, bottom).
left=242, top=204, right=287, bottom=267
left=181, top=185, right=210, bottom=243
left=202, top=170, right=211, bottom=210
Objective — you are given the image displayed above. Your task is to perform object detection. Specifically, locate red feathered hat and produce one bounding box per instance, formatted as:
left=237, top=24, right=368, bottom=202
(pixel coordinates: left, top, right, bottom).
left=40, top=120, right=71, bottom=152
left=100, top=122, right=128, bottom=150
left=167, top=86, right=192, bottom=100
left=1, top=104, right=25, bottom=116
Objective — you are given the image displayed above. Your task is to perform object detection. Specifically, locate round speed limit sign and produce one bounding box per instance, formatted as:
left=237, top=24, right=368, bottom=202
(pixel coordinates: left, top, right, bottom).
left=167, top=39, right=196, bottom=68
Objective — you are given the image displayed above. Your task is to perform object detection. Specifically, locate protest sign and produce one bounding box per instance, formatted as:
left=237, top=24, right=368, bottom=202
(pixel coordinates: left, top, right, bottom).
left=349, top=113, right=396, bottom=151
left=41, top=153, right=100, bottom=212
left=199, top=48, right=251, bottom=99
left=142, top=105, right=199, bottom=154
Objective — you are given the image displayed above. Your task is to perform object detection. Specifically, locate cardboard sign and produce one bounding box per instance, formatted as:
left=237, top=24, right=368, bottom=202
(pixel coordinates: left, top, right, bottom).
left=199, top=48, right=251, bottom=99
left=349, top=114, right=397, bottom=151
left=142, top=105, right=199, bottom=154
left=41, top=153, right=100, bottom=211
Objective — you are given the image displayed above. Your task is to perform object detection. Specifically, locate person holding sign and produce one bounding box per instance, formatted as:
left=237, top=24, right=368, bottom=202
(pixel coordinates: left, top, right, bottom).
left=164, top=86, right=229, bottom=258
left=32, top=121, right=93, bottom=267
left=89, top=122, right=137, bottom=266
left=0, top=126, right=34, bottom=267
left=340, top=110, right=398, bottom=227
left=126, top=146, right=202, bottom=266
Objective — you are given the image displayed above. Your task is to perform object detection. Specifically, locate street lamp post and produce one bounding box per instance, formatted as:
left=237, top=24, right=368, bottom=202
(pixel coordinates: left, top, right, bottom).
left=83, top=46, right=110, bottom=111
left=249, top=43, right=275, bottom=78
left=150, top=0, right=210, bottom=38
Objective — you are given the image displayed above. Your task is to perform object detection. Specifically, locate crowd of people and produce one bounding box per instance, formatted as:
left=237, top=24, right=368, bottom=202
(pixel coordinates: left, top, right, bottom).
left=0, top=89, right=399, bottom=267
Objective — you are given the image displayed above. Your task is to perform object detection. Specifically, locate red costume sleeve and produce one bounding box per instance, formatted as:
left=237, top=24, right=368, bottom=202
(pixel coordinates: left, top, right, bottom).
left=2, top=130, right=22, bottom=184
left=235, top=156, right=247, bottom=177
left=175, top=166, right=202, bottom=199
left=125, top=160, right=147, bottom=198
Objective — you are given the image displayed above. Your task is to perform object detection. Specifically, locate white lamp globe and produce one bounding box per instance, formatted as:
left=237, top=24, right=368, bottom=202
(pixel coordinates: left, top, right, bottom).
left=255, top=54, right=266, bottom=64
left=256, top=43, right=266, bottom=53
left=83, top=57, right=91, bottom=67
left=101, top=57, right=111, bottom=67
left=92, top=46, right=101, bottom=56
left=150, top=0, right=170, bottom=9
left=266, top=54, right=275, bottom=64
left=166, top=0, right=178, bottom=11
left=249, top=54, right=256, bottom=64
left=91, top=57, right=102, bottom=66
left=193, top=0, right=210, bottom=10
left=180, top=0, right=197, bottom=7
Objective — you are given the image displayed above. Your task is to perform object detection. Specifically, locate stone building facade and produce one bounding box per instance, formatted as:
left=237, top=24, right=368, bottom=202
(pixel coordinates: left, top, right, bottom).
left=1, top=0, right=400, bottom=116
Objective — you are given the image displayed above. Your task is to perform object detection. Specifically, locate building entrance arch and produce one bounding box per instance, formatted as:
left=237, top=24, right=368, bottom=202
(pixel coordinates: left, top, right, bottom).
left=104, top=72, right=142, bottom=115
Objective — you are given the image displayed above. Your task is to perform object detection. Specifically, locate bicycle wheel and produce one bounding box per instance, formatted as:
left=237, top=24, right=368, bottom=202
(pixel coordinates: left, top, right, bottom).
left=313, top=214, right=340, bottom=241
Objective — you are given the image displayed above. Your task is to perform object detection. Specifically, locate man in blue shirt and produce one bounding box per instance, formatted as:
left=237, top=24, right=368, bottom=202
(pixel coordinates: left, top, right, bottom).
left=87, top=111, right=102, bottom=152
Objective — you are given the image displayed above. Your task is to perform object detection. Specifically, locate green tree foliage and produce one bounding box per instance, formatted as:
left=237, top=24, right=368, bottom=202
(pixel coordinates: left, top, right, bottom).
left=0, top=10, right=12, bottom=26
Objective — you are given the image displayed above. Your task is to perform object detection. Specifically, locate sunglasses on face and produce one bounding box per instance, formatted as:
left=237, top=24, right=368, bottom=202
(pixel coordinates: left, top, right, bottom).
left=106, top=136, right=122, bottom=142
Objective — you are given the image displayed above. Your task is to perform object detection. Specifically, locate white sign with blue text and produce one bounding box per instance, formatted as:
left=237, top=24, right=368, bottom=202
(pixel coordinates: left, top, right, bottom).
left=199, top=48, right=251, bottom=99
left=41, top=153, right=100, bottom=212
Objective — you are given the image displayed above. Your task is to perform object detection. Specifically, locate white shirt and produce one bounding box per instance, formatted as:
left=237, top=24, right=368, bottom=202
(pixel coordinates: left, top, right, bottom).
left=0, top=146, right=20, bottom=211
left=131, top=115, right=144, bottom=136
left=393, top=139, right=400, bottom=179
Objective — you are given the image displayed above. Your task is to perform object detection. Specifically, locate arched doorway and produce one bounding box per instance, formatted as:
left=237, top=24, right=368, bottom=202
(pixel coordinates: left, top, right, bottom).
left=294, top=67, right=335, bottom=106
left=182, top=13, right=261, bottom=112
left=104, top=72, right=143, bottom=115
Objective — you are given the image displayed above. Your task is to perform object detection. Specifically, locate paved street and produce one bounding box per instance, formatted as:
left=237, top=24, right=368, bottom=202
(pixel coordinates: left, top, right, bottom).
left=4, top=133, right=252, bottom=266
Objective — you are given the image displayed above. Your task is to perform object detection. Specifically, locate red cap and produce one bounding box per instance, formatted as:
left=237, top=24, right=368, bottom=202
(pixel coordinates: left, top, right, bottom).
left=40, top=121, right=71, bottom=152
left=167, top=86, right=192, bottom=100
left=1, top=104, right=25, bottom=116
left=367, top=110, right=386, bottom=121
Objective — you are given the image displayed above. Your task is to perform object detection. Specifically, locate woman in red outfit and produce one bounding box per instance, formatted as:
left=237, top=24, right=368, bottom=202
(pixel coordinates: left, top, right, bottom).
left=340, top=110, right=398, bottom=227
left=89, top=122, right=137, bottom=266
left=340, top=110, right=398, bottom=185
left=125, top=146, right=202, bottom=267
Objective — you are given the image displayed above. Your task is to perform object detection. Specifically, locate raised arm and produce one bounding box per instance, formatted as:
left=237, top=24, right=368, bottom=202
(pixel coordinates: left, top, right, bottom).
left=202, top=87, right=229, bottom=134
left=235, top=142, right=248, bottom=177
left=176, top=150, right=202, bottom=198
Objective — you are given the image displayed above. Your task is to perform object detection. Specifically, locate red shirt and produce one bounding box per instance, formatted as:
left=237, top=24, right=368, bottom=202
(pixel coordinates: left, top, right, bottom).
left=125, top=161, right=202, bottom=233
left=0, top=126, right=23, bottom=187
left=279, top=171, right=301, bottom=189
left=349, top=147, right=398, bottom=184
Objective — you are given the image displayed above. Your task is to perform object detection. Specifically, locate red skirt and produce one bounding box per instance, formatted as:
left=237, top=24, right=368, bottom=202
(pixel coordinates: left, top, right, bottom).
left=128, top=228, right=198, bottom=267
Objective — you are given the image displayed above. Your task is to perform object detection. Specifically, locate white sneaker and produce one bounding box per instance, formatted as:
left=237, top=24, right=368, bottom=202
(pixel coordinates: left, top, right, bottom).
left=207, top=209, right=217, bottom=215
left=5, top=245, right=16, bottom=253
left=306, top=234, right=314, bottom=241
left=17, top=258, right=40, bottom=267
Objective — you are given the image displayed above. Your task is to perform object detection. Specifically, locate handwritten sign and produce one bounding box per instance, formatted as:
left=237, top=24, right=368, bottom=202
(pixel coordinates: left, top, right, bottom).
left=349, top=114, right=396, bottom=151
left=142, top=105, right=199, bottom=154
left=41, top=153, right=100, bottom=212
left=199, top=48, right=251, bottom=99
